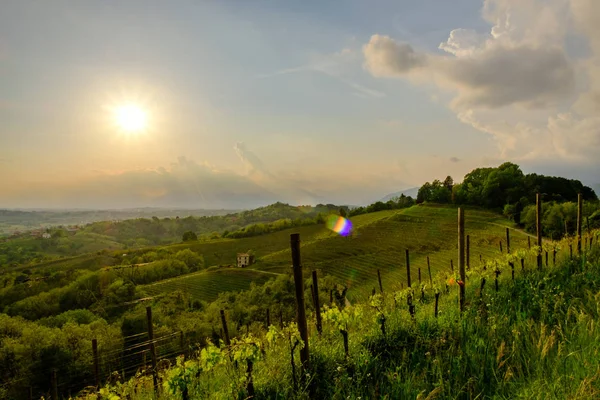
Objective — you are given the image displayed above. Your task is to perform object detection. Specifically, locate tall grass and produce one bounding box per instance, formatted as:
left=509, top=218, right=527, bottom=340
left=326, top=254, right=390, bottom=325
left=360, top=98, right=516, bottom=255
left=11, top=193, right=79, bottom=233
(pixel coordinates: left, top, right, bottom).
left=82, top=232, right=600, bottom=400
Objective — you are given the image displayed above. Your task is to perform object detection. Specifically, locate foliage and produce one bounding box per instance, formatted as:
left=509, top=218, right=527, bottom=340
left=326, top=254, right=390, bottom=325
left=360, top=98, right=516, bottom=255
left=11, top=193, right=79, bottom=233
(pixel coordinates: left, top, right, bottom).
left=182, top=231, right=198, bottom=242
left=420, top=162, right=597, bottom=213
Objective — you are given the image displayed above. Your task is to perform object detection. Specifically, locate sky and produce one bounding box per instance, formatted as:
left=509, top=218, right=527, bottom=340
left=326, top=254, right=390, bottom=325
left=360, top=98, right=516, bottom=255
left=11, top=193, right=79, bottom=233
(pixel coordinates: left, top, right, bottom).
left=0, top=0, right=599, bottom=209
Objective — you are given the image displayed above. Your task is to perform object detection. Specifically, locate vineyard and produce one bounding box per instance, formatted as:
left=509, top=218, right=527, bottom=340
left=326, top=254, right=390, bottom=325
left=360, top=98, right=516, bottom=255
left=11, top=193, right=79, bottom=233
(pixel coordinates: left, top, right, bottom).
left=4, top=201, right=600, bottom=399
left=77, top=223, right=600, bottom=400
left=140, top=269, right=278, bottom=303
left=55, top=199, right=599, bottom=400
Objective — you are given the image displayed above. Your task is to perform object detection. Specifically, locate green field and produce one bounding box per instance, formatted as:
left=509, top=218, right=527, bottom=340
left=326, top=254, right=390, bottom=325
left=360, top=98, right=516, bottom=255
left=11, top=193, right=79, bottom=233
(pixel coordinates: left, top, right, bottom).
left=13, top=204, right=537, bottom=304
left=255, top=205, right=533, bottom=300
left=139, top=268, right=279, bottom=303
left=139, top=205, right=535, bottom=302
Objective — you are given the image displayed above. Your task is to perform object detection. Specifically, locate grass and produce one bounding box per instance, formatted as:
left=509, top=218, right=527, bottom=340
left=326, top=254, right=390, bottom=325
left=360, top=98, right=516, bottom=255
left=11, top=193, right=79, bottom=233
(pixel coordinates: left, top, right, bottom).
left=14, top=204, right=539, bottom=306
left=258, top=205, right=532, bottom=300
left=83, top=232, right=600, bottom=400
left=139, top=268, right=279, bottom=303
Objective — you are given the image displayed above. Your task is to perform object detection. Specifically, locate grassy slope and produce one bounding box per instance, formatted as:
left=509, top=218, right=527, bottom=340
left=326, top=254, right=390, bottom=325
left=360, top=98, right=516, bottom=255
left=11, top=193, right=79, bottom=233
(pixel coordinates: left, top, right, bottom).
left=257, top=205, right=531, bottom=300
left=139, top=205, right=531, bottom=302
left=139, top=268, right=277, bottom=303
left=14, top=205, right=530, bottom=304
left=86, top=232, right=600, bottom=400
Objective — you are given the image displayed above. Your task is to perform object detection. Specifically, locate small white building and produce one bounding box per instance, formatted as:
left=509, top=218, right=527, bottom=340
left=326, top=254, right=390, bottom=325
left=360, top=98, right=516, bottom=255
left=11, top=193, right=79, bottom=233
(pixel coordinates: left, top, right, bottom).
left=42, top=233, right=51, bottom=239
left=237, top=253, right=254, bottom=268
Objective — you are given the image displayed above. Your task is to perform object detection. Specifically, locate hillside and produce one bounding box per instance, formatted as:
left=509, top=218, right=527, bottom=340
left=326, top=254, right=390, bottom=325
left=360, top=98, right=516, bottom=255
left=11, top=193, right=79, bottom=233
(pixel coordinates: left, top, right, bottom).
left=1, top=200, right=598, bottom=399
left=81, top=230, right=600, bottom=399
left=124, top=205, right=530, bottom=303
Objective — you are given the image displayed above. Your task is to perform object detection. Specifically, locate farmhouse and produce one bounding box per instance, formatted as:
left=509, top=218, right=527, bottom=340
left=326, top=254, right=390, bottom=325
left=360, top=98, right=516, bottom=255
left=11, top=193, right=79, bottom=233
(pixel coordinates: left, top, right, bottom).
left=237, top=252, right=255, bottom=268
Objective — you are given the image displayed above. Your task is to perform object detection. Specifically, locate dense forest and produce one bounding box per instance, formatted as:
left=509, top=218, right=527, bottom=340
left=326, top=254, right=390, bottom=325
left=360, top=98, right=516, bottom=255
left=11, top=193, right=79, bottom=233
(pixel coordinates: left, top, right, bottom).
left=417, top=162, right=600, bottom=233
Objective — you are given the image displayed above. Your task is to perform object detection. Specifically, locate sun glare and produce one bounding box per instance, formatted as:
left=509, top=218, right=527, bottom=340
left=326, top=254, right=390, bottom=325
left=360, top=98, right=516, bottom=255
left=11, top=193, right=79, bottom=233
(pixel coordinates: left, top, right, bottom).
left=113, top=104, right=148, bottom=133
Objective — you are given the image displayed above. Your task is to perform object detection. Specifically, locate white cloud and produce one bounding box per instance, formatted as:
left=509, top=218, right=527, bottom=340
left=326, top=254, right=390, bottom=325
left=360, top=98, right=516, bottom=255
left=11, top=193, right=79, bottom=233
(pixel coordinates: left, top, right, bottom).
left=362, top=0, right=600, bottom=165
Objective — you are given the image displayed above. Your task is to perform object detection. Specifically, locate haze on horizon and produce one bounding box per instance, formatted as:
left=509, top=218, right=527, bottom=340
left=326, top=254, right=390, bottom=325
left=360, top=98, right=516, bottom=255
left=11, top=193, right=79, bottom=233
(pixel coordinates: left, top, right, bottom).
left=1, top=0, right=599, bottom=210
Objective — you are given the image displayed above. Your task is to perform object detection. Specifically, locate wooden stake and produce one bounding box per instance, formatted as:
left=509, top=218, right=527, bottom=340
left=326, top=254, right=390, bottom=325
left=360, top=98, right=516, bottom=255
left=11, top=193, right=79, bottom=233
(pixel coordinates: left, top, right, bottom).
left=418, top=267, right=421, bottom=285
left=450, top=259, right=454, bottom=273
left=577, top=193, right=583, bottom=254
left=506, top=228, right=510, bottom=254
left=466, top=235, right=470, bottom=270
left=434, top=293, right=440, bottom=318
left=405, top=249, right=414, bottom=317
left=377, top=269, right=384, bottom=294
left=458, top=208, right=466, bottom=312
left=52, top=369, right=58, bottom=400
left=545, top=251, right=548, bottom=267
left=570, top=243, right=573, bottom=259
left=266, top=308, right=271, bottom=328
left=291, top=233, right=309, bottom=370
left=405, top=249, right=411, bottom=288
left=427, top=256, right=432, bottom=285
left=220, top=310, right=230, bottom=345
left=146, top=306, right=158, bottom=394
left=499, top=240, right=503, bottom=253
left=528, top=236, right=531, bottom=249
left=312, top=270, right=322, bottom=335
left=536, top=193, right=543, bottom=269
left=92, top=338, right=100, bottom=391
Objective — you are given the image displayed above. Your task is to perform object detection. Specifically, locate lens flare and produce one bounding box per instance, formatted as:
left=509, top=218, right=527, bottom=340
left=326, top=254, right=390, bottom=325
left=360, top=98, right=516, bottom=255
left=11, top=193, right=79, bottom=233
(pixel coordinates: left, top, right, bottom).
left=326, top=215, right=353, bottom=237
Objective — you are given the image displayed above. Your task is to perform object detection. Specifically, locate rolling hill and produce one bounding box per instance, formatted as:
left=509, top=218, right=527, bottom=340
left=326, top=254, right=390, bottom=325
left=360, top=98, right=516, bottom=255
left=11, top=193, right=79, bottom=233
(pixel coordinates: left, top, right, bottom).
left=142, top=204, right=532, bottom=302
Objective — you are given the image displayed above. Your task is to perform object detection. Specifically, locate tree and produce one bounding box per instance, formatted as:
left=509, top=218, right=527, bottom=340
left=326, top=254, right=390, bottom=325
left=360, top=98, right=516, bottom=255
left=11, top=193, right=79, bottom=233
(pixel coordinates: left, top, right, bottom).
left=182, top=231, right=198, bottom=242
left=443, top=176, right=454, bottom=191
left=339, top=208, right=347, bottom=218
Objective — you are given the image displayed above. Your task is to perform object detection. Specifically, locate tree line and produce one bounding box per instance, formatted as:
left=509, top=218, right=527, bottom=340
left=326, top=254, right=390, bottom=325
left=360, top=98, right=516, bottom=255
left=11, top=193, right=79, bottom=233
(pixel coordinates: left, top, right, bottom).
left=417, top=162, right=599, bottom=232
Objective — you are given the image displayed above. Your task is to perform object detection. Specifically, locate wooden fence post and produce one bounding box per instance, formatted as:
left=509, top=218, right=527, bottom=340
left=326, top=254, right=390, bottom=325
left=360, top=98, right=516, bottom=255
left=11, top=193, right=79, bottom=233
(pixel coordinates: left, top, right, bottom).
left=499, top=240, right=503, bottom=253
left=51, top=369, right=58, bottom=400
left=570, top=244, right=573, bottom=259
left=553, top=248, right=556, bottom=266
left=279, top=308, right=284, bottom=329
left=405, top=249, right=414, bottom=317
left=312, top=270, right=322, bottom=335
left=146, top=306, right=158, bottom=394
left=92, top=338, right=100, bottom=391
left=220, top=310, right=230, bottom=346
left=545, top=251, right=548, bottom=267
left=506, top=228, right=510, bottom=254
left=418, top=267, right=421, bottom=285
left=536, top=193, right=543, bottom=269
left=466, top=235, right=470, bottom=270
left=377, top=269, right=384, bottom=294
left=266, top=308, right=271, bottom=328
left=450, top=259, right=454, bottom=273
left=458, top=208, right=466, bottom=312
left=290, top=233, right=310, bottom=371
left=427, top=256, right=432, bottom=285
left=577, top=193, right=583, bottom=254
left=405, top=249, right=412, bottom=288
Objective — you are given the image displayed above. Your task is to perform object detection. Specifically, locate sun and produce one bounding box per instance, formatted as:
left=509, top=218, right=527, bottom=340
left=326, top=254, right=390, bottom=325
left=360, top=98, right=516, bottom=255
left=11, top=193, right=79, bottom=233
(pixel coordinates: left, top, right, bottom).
left=113, top=104, right=148, bottom=133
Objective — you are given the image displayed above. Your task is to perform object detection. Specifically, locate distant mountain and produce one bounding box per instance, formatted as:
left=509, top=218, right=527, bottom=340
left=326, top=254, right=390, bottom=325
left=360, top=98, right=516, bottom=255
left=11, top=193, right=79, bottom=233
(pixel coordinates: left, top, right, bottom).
left=379, top=187, right=420, bottom=202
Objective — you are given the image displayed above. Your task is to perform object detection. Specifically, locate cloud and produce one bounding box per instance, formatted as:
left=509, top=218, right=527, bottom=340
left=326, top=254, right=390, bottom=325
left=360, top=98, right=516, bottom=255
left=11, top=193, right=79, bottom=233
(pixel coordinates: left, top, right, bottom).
left=363, top=35, right=427, bottom=77
left=261, top=48, right=385, bottom=98
left=1, top=157, right=279, bottom=209
left=362, top=0, right=600, bottom=164
left=363, top=36, right=575, bottom=110
left=234, top=142, right=268, bottom=176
